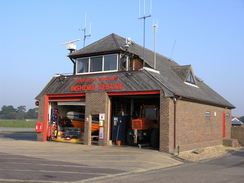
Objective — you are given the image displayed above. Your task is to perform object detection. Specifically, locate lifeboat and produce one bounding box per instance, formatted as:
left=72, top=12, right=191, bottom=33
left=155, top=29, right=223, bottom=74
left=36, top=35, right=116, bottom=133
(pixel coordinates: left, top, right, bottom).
left=67, top=111, right=99, bottom=134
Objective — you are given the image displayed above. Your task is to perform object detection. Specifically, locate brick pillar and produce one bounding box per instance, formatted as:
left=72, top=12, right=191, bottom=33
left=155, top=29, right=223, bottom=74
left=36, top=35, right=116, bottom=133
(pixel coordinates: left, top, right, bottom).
left=159, top=91, right=174, bottom=153
left=85, top=92, right=110, bottom=146
left=36, top=95, right=45, bottom=141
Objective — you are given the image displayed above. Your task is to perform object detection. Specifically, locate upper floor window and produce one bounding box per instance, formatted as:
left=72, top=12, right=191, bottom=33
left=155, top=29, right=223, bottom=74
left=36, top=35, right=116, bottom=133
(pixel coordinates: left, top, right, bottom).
left=186, top=71, right=196, bottom=84
left=90, top=57, right=102, bottom=72
left=76, top=54, right=118, bottom=74
left=104, top=55, right=117, bottom=71
left=77, top=58, right=89, bottom=73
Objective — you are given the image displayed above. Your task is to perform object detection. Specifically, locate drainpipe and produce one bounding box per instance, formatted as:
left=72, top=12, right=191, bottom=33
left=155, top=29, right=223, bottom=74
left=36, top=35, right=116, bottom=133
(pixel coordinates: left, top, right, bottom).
left=173, top=96, right=181, bottom=150
left=69, top=57, right=76, bottom=75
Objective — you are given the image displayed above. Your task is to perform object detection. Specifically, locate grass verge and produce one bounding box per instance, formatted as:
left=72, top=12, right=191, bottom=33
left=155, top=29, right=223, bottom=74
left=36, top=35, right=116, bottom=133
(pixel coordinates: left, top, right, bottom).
left=2, top=131, right=36, bottom=133
left=0, top=120, right=37, bottom=128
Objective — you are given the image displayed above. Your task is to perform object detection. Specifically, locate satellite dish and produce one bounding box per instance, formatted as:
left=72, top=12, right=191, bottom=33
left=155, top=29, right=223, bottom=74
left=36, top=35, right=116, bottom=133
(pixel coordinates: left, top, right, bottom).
left=62, top=39, right=80, bottom=52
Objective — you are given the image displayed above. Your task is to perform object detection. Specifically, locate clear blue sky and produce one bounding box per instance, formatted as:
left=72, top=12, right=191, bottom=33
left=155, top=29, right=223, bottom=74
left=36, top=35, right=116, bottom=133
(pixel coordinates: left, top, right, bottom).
left=0, top=0, right=243, bottom=116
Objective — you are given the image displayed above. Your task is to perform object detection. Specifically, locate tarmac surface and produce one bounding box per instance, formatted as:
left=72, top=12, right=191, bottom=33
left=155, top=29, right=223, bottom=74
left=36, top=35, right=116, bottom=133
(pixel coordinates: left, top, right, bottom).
left=0, top=128, right=183, bottom=182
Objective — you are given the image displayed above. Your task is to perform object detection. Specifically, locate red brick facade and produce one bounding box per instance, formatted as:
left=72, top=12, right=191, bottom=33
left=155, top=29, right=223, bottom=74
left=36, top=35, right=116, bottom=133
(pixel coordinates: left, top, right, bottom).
left=84, top=92, right=110, bottom=146
left=36, top=91, right=232, bottom=153
left=36, top=95, right=45, bottom=141
left=159, top=97, right=232, bottom=153
left=175, top=100, right=231, bottom=152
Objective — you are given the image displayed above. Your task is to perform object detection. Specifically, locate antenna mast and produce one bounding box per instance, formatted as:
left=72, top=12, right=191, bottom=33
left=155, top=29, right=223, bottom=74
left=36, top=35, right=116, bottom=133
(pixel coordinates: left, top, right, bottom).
left=170, top=40, right=176, bottom=60
left=82, top=13, right=92, bottom=48
left=153, top=23, right=158, bottom=69
left=138, top=0, right=152, bottom=67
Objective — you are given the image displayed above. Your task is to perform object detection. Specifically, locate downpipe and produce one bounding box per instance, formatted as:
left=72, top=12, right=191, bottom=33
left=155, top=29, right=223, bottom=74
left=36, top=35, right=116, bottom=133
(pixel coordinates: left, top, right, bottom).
left=173, top=96, right=181, bottom=149
left=69, top=57, right=76, bottom=75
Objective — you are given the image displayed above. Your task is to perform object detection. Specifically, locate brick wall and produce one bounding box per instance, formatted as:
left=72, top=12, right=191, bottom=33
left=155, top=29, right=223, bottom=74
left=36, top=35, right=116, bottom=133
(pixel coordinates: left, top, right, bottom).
left=175, top=99, right=232, bottom=152
left=159, top=91, right=174, bottom=152
left=85, top=92, right=110, bottom=146
left=36, top=95, right=45, bottom=141
left=231, top=126, right=244, bottom=146
left=159, top=94, right=232, bottom=153
left=36, top=91, right=232, bottom=152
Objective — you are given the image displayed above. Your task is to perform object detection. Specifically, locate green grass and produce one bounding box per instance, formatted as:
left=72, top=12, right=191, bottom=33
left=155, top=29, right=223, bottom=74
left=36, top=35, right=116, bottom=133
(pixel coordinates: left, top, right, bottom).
left=0, top=120, right=37, bottom=128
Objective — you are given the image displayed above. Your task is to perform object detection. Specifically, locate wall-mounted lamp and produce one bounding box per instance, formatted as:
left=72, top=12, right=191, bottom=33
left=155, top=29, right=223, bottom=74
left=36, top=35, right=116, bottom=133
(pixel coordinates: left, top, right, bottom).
left=35, top=101, right=39, bottom=106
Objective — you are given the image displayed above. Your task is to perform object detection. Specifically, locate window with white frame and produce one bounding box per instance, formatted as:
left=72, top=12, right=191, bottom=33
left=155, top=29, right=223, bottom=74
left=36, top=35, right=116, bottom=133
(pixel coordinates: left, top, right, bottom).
left=76, top=54, right=118, bottom=74
left=77, top=58, right=89, bottom=73
left=104, top=55, right=117, bottom=71
left=90, top=56, right=102, bottom=72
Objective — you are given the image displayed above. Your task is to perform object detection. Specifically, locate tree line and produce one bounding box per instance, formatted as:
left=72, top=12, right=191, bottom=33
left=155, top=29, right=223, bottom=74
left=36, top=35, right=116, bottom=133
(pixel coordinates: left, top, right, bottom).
left=0, top=105, right=38, bottom=120
left=1, top=104, right=243, bottom=122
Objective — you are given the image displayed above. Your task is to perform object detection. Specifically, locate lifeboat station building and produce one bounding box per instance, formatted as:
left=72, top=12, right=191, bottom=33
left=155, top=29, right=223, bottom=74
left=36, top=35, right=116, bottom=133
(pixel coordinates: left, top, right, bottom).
left=35, top=33, right=235, bottom=153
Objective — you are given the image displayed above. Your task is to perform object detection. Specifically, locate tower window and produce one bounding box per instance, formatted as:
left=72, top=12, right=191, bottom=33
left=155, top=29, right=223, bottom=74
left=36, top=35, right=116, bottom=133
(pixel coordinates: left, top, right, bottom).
left=76, top=54, right=118, bottom=74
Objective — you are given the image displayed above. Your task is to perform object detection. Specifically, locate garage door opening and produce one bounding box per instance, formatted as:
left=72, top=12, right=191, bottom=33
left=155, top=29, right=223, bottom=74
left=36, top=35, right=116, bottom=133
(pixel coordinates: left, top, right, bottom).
left=48, top=101, right=85, bottom=143
left=110, top=94, right=160, bottom=149
left=90, top=114, right=99, bottom=145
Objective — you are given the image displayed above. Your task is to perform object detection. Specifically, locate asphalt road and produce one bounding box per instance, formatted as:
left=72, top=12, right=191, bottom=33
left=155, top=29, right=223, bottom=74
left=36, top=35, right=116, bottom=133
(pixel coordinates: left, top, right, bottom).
left=0, top=127, right=36, bottom=141
left=0, top=131, right=243, bottom=183
left=94, top=149, right=244, bottom=183
left=0, top=152, right=125, bottom=182
left=0, top=131, right=182, bottom=182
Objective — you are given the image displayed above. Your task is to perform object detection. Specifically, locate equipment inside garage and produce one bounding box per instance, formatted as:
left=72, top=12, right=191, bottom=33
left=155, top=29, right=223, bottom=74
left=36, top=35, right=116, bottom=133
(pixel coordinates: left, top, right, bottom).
left=111, top=94, right=160, bottom=148
left=46, top=94, right=160, bottom=149
left=47, top=101, right=99, bottom=143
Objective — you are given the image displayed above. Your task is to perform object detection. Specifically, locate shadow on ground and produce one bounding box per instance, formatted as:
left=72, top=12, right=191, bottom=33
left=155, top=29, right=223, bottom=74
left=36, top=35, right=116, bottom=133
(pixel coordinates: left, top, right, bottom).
left=226, top=148, right=244, bottom=158
left=0, top=132, right=37, bottom=141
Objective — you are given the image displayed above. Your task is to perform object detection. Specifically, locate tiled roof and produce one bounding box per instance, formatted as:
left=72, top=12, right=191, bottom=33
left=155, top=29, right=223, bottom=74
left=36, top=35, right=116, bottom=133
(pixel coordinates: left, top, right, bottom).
left=37, top=33, right=235, bottom=108
left=171, top=65, right=192, bottom=82
left=69, top=34, right=124, bottom=57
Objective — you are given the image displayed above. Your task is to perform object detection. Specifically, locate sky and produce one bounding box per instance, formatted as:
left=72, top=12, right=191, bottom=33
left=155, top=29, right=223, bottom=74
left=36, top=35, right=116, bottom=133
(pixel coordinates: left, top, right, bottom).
left=0, top=0, right=243, bottom=116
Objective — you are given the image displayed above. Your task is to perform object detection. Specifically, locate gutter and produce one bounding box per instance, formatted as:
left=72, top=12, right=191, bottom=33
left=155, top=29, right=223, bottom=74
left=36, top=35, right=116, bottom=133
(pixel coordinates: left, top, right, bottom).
left=174, top=94, right=235, bottom=109
left=68, top=49, right=123, bottom=59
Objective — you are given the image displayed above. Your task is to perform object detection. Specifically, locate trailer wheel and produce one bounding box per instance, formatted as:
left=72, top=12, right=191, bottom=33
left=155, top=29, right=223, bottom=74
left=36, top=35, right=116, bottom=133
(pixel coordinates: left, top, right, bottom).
left=126, top=129, right=134, bottom=146
left=151, top=128, right=159, bottom=148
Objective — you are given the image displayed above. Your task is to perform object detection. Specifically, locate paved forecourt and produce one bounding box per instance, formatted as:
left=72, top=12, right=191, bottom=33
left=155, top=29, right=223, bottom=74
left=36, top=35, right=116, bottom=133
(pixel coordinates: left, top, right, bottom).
left=0, top=132, right=182, bottom=182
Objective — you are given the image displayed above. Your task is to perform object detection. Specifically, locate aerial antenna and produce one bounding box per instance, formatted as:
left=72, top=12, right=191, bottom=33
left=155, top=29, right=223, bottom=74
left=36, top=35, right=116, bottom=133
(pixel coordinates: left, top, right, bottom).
left=62, top=39, right=80, bottom=53
left=153, top=21, right=158, bottom=69
left=81, top=12, right=92, bottom=48
left=170, top=40, right=176, bottom=60
left=138, top=0, right=152, bottom=67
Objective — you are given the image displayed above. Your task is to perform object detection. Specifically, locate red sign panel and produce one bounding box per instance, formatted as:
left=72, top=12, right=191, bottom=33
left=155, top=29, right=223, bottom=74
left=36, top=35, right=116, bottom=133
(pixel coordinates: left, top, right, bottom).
left=70, top=76, right=124, bottom=92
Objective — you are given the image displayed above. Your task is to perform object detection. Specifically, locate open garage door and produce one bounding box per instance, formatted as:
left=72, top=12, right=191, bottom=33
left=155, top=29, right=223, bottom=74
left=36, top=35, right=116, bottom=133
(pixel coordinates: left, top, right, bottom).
left=110, top=94, right=160, bottom=149
left=47, top=100, right=87, bottom=143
